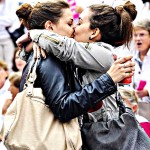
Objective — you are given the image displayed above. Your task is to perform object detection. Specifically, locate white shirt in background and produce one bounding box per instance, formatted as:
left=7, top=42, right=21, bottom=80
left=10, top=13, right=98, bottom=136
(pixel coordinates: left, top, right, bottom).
left=132, top=49, right=150, bottom=102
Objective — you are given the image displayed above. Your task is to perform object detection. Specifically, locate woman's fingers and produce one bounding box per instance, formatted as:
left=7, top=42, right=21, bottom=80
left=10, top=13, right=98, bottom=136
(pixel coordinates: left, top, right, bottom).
left=36, top=45, right=41, bottom=59
left=33, top=43, right=41, bottom=59
left=41, top=48, right=46, bottom=59
left=33, top=43, right=38, bottom=58
left=123, top=62, right=135, bottom=73
left=116, top=56, right=133, bottom=64
left=16, top=33, right=30, bottom=47
left=107, top=57, right=135, bottom=84
left=33, top=42, right=47, bottom=59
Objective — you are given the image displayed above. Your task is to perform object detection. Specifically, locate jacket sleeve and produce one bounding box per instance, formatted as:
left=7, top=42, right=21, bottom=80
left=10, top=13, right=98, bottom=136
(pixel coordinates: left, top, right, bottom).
left=37, top=56, right=117, bottom=122
left=30, top=30, right=114, bottom=73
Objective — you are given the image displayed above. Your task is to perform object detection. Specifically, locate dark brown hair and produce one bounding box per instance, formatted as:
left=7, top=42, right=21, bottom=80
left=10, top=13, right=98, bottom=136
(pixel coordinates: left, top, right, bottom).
left=88, top=1, right=137, bottom=47
left=16, top=1, right=70, bottom=30
left=12, top=48, right=20, bottom=72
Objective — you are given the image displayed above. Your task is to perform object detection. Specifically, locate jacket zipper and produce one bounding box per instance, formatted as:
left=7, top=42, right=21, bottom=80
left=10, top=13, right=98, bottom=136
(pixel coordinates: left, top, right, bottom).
left=41, top=35, right=60, bottom=45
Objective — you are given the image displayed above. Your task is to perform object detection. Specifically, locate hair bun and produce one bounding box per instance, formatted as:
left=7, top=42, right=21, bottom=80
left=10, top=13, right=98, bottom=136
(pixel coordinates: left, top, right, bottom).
left=115, top=1, right=137, bottom=21
left=16, top=3, right=33, bottom=20
left=123, top=1, right=137, bottom=21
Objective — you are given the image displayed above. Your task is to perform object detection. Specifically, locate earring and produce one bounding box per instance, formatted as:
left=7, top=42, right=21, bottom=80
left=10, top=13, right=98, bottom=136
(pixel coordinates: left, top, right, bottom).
left=89, top=36, right=92, bottom=40
left=48, top=25, right=53, bottom=30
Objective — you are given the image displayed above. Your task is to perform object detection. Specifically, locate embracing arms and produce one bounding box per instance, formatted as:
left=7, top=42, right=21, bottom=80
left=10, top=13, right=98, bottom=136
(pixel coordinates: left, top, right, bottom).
left=20, top=54, right=134, bottom=122
left=17, top=30, right=114, bottom=73
left=40, top=56, right=134, bottom=122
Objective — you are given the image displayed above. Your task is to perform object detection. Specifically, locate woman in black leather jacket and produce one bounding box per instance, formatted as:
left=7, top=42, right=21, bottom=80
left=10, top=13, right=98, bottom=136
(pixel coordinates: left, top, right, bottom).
left=16, top=1, right=134, bottom=123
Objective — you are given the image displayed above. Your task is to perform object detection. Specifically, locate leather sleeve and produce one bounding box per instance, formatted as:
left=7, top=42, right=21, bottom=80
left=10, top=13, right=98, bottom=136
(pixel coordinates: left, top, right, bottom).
left=55, top=74, right=117, bottom=122
left=37, top=55, right=117, bottom=122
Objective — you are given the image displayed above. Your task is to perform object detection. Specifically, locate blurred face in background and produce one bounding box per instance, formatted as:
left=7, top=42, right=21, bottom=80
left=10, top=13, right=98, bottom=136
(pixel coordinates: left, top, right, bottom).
left=133, top=27, right=150, bottom=53
left=123, top=97, right=138, bottom=113
left=8, top=74, right=20, bottom=100
left=8, top=80, right=19, bottom=100
left=15, top=51, right=26, bottom=72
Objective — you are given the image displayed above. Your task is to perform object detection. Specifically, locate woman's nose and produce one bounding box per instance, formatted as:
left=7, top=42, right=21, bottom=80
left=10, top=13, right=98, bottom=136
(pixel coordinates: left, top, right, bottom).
left=73, top=25, right=76, bottom=29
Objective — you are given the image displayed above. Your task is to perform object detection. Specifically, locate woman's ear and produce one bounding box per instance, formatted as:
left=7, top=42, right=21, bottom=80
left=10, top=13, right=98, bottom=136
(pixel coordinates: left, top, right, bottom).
left=89, top=28, right=101, bottom=41
left=132, top=104, right=138, bottom=113
left=44, top=20, right=53, bottom=30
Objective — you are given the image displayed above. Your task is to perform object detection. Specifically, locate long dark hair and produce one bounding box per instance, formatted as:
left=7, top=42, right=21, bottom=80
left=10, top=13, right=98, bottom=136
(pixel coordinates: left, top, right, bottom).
left=16, top=1, right=70, bottom=30
left=88, top=1, right=137, bottom=47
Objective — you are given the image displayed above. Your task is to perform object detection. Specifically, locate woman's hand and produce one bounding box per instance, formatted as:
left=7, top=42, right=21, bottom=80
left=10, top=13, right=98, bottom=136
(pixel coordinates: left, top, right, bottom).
left=33, top=42, right=46, bottom=59
left=136, top=89, right=149, bottom=98
left=107, top=56, right=135, bottom=84
left=16, top=32, right=32, bottom=52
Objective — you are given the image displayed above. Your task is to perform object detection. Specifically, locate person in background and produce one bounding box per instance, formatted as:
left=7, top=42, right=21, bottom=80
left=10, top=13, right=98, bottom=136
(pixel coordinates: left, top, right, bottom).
left=131, top=18, right=150, bottom=121
left=0, top=60, right=11, bottom=130
left=2, top=73, right=21, bottom=115
left=67, top=0, right=79, bottom=23
left=11, top=48, right=26, bottom=75
left=0, top=0, right=20, bottom=72
left=141, top=0, right=150, bottom=19
left=0, top=60, right=11, bottom=150
left=119, top=86, right=150, bottom=137
left=119, top=86, right=148, bottom=122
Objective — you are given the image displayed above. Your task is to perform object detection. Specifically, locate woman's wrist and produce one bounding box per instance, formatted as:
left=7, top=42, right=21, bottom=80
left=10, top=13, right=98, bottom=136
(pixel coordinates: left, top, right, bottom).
left=105, top=73, right=116, bottom=85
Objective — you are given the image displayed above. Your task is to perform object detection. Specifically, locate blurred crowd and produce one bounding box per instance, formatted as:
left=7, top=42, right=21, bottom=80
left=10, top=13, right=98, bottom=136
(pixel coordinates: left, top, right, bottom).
left=0, top=0, right=150, bottom=149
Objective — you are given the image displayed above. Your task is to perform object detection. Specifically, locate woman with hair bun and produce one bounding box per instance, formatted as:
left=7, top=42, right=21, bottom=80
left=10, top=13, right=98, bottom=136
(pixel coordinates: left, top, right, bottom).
left=15, top=1, right=135, bottom=149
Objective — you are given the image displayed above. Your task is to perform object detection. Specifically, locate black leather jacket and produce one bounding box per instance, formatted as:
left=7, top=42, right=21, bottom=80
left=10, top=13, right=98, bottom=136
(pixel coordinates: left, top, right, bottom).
left=20, top=52, right=117, bottom=122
